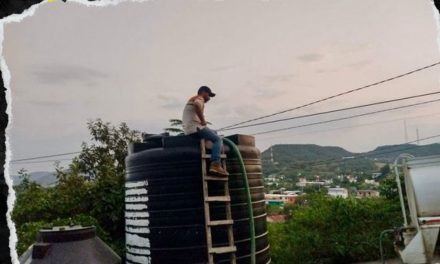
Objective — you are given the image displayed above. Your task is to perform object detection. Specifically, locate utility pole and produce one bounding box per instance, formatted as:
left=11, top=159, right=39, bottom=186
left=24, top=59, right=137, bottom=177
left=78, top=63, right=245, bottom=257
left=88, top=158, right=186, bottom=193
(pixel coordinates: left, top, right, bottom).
left=270, top=147, right=274, bottom=164
left=416, top=128, right=420, bottom=145
left=404, top=120, right=408, bottom=143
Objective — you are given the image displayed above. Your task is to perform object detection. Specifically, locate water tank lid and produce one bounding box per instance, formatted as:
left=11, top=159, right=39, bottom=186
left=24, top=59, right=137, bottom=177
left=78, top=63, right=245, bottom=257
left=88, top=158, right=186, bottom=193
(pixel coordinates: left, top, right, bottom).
left=225, top=134, right=255, bottom=146
left=38, top=225, right=96, bottom=243
left=142, top=132, right=169, bottom=142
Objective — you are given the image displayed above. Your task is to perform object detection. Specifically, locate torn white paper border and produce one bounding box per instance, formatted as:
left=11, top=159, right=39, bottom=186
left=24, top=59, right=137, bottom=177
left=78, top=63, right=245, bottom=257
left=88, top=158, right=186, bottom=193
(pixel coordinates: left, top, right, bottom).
left=0, top=1, right=439, bottom=264
left=431, top=1, right=440, bottom=54
left=1, top=2, right=43, bottom=263
left=0, top=25, right=18, bottom=264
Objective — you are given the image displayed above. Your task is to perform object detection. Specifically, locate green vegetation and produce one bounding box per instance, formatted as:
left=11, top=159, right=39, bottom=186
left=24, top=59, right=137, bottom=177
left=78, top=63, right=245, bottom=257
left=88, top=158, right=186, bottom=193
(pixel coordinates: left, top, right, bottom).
left=266, top=155, right=406, bottom=263
left=263, top=143, right=440, bottom=165
left=367, top=143, right=440, bottom=161
left=164, top=118, right=184, bottom=134
left=262, top=144, right=353, bottom=164
left=261, top=143, right=440, bottom=194
left=12, top=119, right=141, bottom=256
left=268, top=193, right=403, bottom=264
left=13, top=120, right=424, bottom=262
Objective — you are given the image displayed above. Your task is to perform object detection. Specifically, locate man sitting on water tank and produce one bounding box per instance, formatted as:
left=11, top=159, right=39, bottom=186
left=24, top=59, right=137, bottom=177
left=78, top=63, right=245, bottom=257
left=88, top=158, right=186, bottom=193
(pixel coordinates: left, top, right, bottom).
left=182, top=86, right=229, bottom=176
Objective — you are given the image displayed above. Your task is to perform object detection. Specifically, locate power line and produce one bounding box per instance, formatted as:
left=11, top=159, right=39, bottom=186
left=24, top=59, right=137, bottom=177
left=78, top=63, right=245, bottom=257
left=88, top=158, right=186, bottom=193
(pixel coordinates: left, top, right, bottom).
left=256, top=112, right=440, bottom=142
left=10, top=158, right=74, bottom=165
left=10, top=151, right=80, bottom=163
left=218, top=61, right=440, bottom=130
left=223, top=90, right=440, bottom=131
left=9, top=91, right=440, bottom=164
left=252, top=98, right=440, bottom=136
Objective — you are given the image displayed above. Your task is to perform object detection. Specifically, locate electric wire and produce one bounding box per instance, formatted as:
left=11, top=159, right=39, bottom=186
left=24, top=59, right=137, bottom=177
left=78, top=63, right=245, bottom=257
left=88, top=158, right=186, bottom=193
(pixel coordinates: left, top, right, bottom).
left=10, top=158, right=74, bottom=165
left=256, top=112, right=440, bottom=142
left=252, top=98, right=440, bottom=136
left=218, top=61, right=440, bottom=130
left=10, top=151, right=80, bottom=163
left=222, top=91, right=440, bottom=131
left=9, top=83, right=440, bottom=163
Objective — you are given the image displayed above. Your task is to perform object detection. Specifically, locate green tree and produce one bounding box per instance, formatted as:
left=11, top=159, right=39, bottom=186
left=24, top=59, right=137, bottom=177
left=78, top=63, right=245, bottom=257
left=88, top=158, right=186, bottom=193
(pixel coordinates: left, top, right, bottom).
left=164, top=119, right=184, bottom=134
left=12, top=119, right=142, bottom=256
left=72, top=119, right=142, bottom=254
left=268, top=193, right=402, bottom=264
left=380, top=164, right=391, bottom=177
left=163, top=118, right=213, bottom=135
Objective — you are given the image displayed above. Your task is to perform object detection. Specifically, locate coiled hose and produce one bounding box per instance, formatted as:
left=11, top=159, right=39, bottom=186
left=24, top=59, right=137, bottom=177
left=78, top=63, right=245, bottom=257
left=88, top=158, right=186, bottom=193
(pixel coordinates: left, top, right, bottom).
left=223, top=138, right=256, bottom=264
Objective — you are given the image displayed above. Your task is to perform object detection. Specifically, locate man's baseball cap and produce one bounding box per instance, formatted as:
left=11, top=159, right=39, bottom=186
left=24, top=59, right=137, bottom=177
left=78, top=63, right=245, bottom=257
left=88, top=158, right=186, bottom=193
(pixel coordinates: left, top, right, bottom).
left=198, top=86, right=216, bottom=97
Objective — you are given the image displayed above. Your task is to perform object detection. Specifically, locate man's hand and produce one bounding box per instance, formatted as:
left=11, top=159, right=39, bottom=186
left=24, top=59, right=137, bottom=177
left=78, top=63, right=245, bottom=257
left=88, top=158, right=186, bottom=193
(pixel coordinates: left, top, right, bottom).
left=201, top=120, right=207, bottom=126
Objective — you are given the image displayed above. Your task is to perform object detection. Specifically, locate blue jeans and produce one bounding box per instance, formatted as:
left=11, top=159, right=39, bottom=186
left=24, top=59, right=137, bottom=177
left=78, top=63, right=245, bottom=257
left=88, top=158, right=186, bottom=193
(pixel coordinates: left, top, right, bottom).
left=195, top=127, right=222, bottom=164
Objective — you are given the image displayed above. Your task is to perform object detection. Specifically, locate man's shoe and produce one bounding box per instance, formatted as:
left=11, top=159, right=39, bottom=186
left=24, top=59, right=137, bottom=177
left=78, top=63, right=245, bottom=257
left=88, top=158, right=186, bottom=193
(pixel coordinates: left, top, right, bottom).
left=209, top=163, right=229, bottom=176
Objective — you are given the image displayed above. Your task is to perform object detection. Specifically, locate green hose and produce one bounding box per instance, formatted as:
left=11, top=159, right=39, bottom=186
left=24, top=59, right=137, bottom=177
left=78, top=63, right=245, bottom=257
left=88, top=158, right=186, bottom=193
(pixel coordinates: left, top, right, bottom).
left=223, top=138, right=256, bottom=264
left=379, top=229, right=394, bottom=264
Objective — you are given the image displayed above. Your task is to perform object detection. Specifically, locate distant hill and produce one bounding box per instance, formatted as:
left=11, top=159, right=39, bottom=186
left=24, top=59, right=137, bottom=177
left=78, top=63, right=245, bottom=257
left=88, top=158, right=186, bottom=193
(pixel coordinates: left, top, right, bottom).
left=366, top=143, right=440, bottom=161
left=262, top=144, right=354, bottom=163
left=261, top=142, right=440, bottom=182
left=262, top=143, right=440, bottom=164
left=11, top=171, right=57, bottom=187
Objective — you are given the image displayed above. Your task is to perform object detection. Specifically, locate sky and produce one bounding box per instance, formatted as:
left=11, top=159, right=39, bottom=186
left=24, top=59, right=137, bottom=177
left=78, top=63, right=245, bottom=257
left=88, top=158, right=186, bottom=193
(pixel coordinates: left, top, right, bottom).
left=2, top=0, right=440, bottom=174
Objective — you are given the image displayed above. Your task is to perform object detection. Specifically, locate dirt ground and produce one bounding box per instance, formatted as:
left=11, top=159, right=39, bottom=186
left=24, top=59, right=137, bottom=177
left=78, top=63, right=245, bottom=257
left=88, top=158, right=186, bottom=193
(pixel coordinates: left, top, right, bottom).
left=354, top=259, right=401, bottom=264
left=355, top=258, right=440, bottom=264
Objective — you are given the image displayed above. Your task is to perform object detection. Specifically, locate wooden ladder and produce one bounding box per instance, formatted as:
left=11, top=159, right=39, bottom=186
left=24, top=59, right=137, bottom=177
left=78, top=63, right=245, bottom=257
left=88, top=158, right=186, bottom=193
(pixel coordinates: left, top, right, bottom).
left=200, top=139, right=237, bottom=264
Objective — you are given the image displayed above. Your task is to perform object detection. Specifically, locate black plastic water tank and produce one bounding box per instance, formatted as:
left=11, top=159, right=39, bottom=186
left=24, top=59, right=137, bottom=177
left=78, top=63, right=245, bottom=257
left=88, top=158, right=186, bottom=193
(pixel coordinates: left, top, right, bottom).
left=125, top=134, right=270, bottom=264
left=18, top=226, right=121, bottom=264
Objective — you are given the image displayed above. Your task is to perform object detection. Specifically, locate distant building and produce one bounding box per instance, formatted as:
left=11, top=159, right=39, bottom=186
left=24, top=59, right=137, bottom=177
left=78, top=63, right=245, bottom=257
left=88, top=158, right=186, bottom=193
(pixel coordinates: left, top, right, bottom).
left=346, top=175, right=357, bottom=183
left=372, top=173, right=382, bottom=179
left=364, top=179, right=380, bottom=186
left=327, top=188, right=348, bottom=198
left=283, top=190, right=303, bottom=196
left=267, top=214, right=288, bottom=223
left=324, top=179, right=333, bottom=185
left=296, top=177, right=326, bottom=187
left=265, top=193, right=297, bottom=205
left=356, top=190, right=380, bottom=198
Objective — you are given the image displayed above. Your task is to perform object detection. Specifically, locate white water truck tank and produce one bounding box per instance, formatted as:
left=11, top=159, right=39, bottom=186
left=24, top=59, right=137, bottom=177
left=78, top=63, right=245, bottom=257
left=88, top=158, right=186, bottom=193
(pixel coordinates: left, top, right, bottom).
left=406, top=156, right=440, bottom=217
left=395, top=155, right=440, bottom=264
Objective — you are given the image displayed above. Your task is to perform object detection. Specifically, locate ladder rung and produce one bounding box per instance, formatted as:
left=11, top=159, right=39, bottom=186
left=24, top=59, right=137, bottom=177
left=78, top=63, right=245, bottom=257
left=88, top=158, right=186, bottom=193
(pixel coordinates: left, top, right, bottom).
left=205, top=196, right=231, bottom=202
left=209, top=246, right=237, bottom=254
left=202, top=154, right=227, bottom=159
left=204, top=175, right=229, bottom=181
left=208, top=220, right=234, bottom=226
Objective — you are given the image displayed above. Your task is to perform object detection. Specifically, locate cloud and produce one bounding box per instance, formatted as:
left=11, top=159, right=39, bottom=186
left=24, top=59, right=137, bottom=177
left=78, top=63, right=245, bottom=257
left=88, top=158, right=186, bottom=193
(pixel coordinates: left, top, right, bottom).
left=244, top=74, right=294, bottom=99
left=345, top=60, right=371, bottom=69
left=253, top=87, right=286, bottom=98
left=338, top=43, right=371, bottom=54
left=232, top=104, right=264, bottom=117
left=296, top=53, right=324, bottom=63
left=32, top=63, right=109, bottom=87
left=209, top=64, right=239, bottom=72
left=315, top=68, right=338, bottom=74
left=263, top=74, right=295, bottom=83
left=157, top=94, right=183, bottom=110
left=27, top=100, right=69, bottom=107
